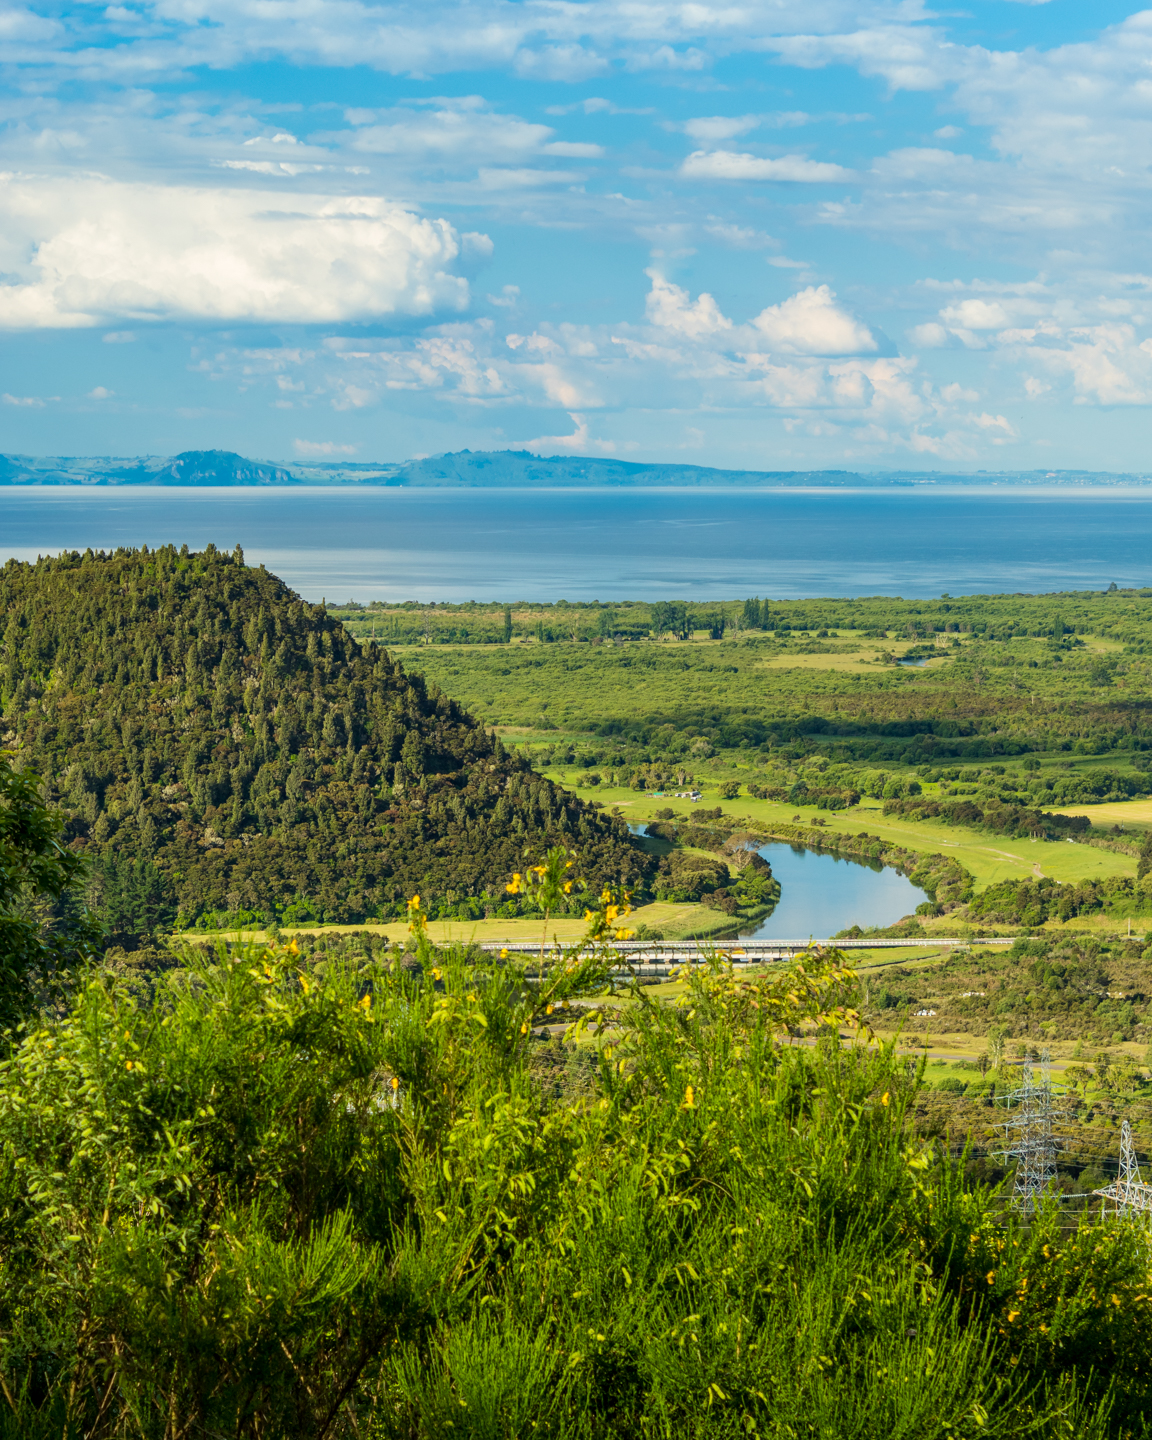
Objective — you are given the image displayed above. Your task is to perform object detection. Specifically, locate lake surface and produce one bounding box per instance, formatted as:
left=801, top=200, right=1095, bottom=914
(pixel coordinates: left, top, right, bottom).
left=739, top=843, right=926, bottom=939
left=3, top=485, right=1152, bottom=600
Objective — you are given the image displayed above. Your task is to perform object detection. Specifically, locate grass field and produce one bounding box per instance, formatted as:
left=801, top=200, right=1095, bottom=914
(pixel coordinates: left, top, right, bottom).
left=181, top=897, right=757, bottom=947
left=568, top=782, right=1137, bottom=892
left=1054, top=798, right=1152, bottom=829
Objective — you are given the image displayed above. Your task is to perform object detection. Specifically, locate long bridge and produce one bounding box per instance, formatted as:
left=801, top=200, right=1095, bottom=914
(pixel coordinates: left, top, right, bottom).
left=478, top=936, right=1011, bottom=979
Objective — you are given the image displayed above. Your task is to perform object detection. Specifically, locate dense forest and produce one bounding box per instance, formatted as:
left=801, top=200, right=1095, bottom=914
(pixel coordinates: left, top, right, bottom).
left=0, top=548, right=648, bottom=935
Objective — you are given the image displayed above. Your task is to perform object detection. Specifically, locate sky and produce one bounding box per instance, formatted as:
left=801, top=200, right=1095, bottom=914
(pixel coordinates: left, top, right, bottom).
left=3, top=0, right=1152, bottom=471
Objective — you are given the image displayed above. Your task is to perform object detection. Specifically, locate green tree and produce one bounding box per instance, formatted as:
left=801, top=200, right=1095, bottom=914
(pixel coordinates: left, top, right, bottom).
left=503, top=605, right=513, bottom=643
left=0, top=754, right=101, bottom=1031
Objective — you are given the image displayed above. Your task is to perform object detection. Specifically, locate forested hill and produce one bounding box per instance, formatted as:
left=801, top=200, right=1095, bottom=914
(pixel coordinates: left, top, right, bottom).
left=0, top=546, right=646, bottom=931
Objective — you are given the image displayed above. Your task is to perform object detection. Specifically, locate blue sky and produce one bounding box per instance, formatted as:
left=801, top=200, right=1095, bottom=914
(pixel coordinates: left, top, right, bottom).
left=2, top=0, right=1152, bottom=470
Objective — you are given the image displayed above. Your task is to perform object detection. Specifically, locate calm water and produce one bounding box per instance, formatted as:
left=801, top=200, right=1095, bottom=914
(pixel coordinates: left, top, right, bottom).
left=3, top=485, right=1152, bottom=600
left=740, top=843, right=926, bottom=939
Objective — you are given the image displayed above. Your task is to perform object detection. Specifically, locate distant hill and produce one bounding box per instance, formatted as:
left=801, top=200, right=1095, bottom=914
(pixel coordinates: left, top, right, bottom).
left=2, top=447, right=1149, bottom=487
left=0, top=546, right=648, bottom=933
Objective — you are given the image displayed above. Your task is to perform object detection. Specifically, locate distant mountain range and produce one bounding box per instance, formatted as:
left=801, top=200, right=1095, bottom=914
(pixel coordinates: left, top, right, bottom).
left=0, top=447, right=1149, bottom=488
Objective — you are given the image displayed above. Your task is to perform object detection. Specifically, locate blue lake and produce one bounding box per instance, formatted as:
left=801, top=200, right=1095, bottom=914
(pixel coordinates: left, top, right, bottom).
left=740, top=843, right=926, bottom=940
left=3, top=484, right=1152, bottom=600
left=629, top=826, right=926, bottom=938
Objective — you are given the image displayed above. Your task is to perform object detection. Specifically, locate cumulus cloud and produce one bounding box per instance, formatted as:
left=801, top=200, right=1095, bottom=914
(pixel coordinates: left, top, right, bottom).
left=0, top=177, right=475, bottom=327
left=681, top=150, right=852, bottom=182
left=518, top=412, right=618, bottom=454
left=645, top=270, right=732, bottom=339
left=939, top=298, right=1012, bottom=330
left=749, top=285, right=878, bottom=356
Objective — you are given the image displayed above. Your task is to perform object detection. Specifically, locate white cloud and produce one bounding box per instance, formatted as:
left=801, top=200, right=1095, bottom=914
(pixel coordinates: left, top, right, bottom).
left=513, top=44, right=609, bottom=81
left=476, top=167, right=579, bottom=189
left=644, top=270, right=732, bottom=340
left=2, top=392, right=47, bottom=406
left=344, top=106, right=553, bottom=161
left=87, top=386, right=114, bottom=399
left=0, top=176, right=473, bottom=327
left=681, top=150, right=853, bottom=182
left=703, top=220, right=777, bottom=248
left=543, top=141, right=604, bottom=157
left=519, top=411, right=617, bottom=454
left=293, top=439, right=358, bottom=456
left=1014, top=323, right=1152, bottom=406
left=750, top=285, right=878, bottom=356
left=683, top=115, right=763, bottom=143
left=939, top=298, right=1011, bottom=330
left=972, top=412, right=1015, bottom=434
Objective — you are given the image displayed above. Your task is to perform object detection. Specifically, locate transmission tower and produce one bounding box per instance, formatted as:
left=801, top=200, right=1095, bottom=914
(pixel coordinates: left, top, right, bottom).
left=1093, top=1120, right=1152, bottom=1221
left=998, top=1049, right=1059, bottom=1213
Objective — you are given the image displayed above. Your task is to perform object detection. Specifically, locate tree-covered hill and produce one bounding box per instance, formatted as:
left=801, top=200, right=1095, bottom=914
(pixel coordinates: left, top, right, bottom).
left=0, top=546, right=647, bottom=931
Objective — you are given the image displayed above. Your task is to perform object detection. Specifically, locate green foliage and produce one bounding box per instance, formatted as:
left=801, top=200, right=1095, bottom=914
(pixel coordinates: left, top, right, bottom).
left=968, top=874, right=1152, bottom=926
left=0, top=549, right=647, bottom=931
left=0, top=939, right=1147, bottom=1437
left=368, top=590, right=1152, bottom=773
left=860, top=932, right=1152, bottom=1048
left=0, top=754, right=101, bottom=1031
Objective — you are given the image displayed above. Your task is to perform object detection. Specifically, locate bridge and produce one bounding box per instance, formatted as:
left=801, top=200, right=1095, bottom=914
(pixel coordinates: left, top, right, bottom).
left=478, top=936, right=1011, bottom=980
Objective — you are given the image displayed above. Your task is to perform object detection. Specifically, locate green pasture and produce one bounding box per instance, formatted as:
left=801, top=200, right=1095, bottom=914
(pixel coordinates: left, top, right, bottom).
left=576, top=781, right=1136, bottom=892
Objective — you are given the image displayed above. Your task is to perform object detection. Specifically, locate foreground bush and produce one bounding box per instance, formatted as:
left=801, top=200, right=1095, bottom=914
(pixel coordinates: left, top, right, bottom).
left=0, top=931, right=1149, bottom=1438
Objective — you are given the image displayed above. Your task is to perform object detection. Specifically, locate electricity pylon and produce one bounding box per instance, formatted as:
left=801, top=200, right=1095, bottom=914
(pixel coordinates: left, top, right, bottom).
left=1093, top=1120, right=1152, bottom=1221
left=999, top=1050, right=1059, bottom=1213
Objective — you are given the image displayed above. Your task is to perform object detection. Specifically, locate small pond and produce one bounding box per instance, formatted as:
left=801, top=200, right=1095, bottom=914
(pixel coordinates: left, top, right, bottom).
left=739, top=843, right=927, bottom=939
left=629, top=825, right=929, bottom=939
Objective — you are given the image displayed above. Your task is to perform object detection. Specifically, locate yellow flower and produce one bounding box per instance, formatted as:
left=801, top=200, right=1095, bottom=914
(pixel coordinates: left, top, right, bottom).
left=409, top=894, right=421, bottom=909
left=287, top=938, right=299, bottom=955
left=520, top=1023, right=529, bottom=1035
left=1007, top=1310, right=1019, bottom=1323
left=563, top=881, right=573, bottom=894
left=986, top=1272, right=996, bottom=1285
left=499, top=947, right=509, bottom=959
left=546, top=1004, right=554, bottom=1015
left=506, top=872, right=523, bottom=894
left=533, top=865, right=546, bottom=877
left=391, top=1075, right=399, bottom=1090
left=682, top=1085, right=696, bottom=1109
left=881, top=1092, right=890, bottom=1107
